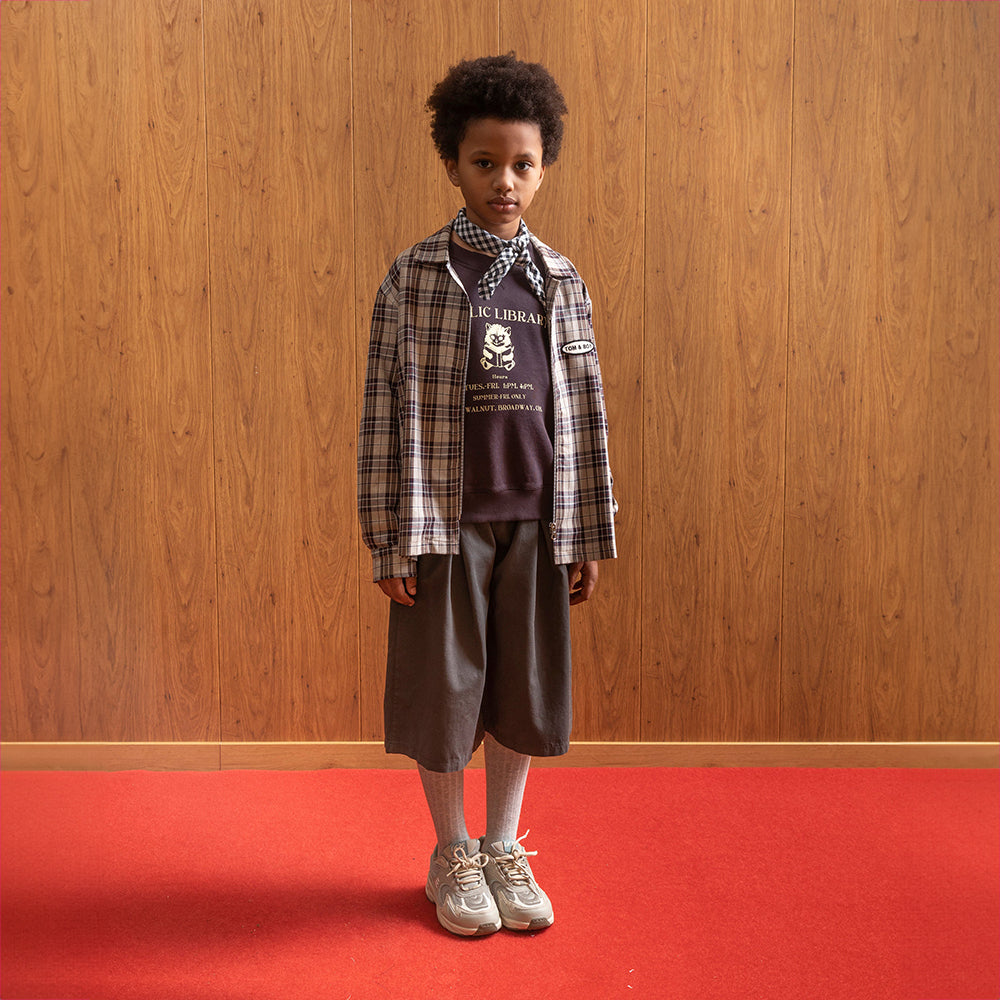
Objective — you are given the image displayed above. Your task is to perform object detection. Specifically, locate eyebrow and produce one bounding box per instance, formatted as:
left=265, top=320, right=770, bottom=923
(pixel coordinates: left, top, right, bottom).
left=468, top=149, right=538, bottom=160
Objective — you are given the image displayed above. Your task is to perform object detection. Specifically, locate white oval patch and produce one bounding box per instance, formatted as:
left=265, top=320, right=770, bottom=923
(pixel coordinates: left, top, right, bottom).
left=562, top=340, right=595, bottom=356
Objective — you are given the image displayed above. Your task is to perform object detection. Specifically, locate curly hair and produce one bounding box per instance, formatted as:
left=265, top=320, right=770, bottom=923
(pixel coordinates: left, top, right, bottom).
left=426, top=54, right=568, bottom=166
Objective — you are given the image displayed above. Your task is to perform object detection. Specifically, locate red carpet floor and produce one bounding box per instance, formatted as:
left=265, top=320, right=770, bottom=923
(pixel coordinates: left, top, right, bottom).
left=1, top=767, right=997, bottom=1000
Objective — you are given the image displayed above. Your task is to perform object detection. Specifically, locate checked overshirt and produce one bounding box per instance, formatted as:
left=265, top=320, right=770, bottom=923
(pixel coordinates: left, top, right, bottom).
left=358, top=222, right=617, bottom=581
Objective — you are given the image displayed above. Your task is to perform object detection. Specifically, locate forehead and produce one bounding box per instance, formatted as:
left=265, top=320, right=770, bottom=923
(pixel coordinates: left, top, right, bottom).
left=459, top=118, right=544, bottom=156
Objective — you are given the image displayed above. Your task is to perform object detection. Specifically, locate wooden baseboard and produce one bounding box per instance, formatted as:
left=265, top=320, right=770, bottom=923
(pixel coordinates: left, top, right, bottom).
left=2, top=741, right=996, bottom=770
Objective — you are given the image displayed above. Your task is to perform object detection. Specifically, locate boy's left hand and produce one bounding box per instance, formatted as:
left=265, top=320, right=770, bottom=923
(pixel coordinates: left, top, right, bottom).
left=568, top=561, right=598, bottom=605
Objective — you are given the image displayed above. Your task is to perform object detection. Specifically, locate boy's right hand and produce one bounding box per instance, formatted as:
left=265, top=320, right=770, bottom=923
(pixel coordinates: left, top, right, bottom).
left=377, top=577, right=417, bottom=607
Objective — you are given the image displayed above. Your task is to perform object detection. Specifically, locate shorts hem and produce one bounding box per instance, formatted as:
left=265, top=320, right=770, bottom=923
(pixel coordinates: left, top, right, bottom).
left=385, top=735, right=569, bottom=772
left=384, top=741, right=479, bottom=774
left=486, top=729, right=569, bottom=759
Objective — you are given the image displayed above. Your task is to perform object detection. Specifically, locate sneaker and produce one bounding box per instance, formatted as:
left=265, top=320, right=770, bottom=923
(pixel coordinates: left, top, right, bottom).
left=481, top=831, right=554, bottom=931
left=425, top=839, right=502, bottom=937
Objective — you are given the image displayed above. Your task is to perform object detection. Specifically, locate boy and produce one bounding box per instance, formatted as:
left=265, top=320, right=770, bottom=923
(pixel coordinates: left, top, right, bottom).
left=358, top=54, right=616, bottom=937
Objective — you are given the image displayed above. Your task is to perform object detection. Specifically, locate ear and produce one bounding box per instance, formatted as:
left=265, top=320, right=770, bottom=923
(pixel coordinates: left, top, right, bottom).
left=536, top=163, right=546, bottom=189
left=444, top=159, right=461, bottom=187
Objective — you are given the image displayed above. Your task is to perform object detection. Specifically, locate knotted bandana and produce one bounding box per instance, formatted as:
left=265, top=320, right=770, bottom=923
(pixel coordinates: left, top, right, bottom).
left=452, top=208, right=547, bottom=304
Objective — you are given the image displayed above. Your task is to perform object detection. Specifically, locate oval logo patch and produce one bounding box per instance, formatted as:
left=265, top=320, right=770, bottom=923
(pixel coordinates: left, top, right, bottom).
left=562, top=340, right=595, bottom=356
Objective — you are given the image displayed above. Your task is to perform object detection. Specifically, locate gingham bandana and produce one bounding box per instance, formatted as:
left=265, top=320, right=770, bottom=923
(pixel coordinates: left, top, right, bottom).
left=452, top=208, right=546, bottom=303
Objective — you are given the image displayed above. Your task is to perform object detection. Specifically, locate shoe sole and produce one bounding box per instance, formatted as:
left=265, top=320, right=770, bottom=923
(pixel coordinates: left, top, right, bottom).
left=499, top=912, right=554, bottom=932
left=425, top=883, right=501, bottom=937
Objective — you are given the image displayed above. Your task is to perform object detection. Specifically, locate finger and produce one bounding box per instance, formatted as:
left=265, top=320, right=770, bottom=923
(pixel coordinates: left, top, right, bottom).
left=377, top=577, right=416, bottom=606
left=569, top=562, right=598, bottom=605
left=389, top=578, right=415, bottom=605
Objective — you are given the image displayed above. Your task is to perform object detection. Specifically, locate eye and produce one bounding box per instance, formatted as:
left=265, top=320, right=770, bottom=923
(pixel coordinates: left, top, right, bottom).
left=474, top=159, right=493, bottom=169
left=516, top=161, right=534, bottom=171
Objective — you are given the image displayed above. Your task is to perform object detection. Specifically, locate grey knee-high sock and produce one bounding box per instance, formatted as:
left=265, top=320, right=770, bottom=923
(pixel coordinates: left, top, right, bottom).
left=484, top=734, right=531, bottom=847
left=418, top=764, right=470, bottom=851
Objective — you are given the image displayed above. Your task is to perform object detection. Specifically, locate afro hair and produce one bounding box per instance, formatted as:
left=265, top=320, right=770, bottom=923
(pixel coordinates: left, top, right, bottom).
left=426, top=53, right=568, bottom=166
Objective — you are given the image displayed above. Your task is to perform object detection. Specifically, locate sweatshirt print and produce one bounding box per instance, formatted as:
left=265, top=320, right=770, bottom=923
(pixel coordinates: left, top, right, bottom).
left=448, top=240, right=554, bottom=523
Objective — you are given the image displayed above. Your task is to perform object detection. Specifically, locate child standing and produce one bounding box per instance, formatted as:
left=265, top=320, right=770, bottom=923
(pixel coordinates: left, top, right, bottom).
left=358, top=54, right=616, bottom=936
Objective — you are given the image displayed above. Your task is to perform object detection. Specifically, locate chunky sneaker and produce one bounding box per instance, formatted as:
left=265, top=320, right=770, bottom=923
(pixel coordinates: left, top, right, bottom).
left=425, top=839, right=502, bottom=937
left=481, top=831, right=554, bottom=931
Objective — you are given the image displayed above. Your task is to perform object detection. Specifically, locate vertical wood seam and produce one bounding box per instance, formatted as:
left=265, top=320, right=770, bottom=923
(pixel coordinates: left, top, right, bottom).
left=639, top=0, right=649, bottom=741
left=778, top=0, right=798, bottom=741
left=197, top=0, right=224, bottom=746
left=348, top=0, right=362, bottom=740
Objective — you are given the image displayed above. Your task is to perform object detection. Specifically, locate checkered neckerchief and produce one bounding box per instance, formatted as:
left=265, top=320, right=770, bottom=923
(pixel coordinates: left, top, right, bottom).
left=452, top=208, right=546, bottom=303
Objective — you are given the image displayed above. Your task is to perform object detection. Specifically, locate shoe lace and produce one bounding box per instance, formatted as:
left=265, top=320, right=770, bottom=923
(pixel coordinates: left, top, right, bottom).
left=491, top=830, right=538, bottom=887
left=446, top=846, right=489, bottom=889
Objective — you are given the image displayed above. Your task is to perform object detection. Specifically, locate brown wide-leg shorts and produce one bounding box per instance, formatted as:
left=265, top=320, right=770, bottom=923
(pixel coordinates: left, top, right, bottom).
left=384, top=520, right=572, bottom=773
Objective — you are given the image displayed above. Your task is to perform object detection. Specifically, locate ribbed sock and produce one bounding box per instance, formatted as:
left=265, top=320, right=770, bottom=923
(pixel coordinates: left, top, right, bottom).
left=483, top=733, right=531, bottom=848
left=417, top=764, right=470, bottom=851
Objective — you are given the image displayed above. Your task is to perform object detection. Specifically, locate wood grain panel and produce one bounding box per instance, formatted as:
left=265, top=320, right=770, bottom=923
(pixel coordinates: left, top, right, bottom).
left=503, top=0, right=646, bottom=740
left=60, top=0, right=217, bottom=740
left=1, top=3, right=83, bottom=740
left=2, top=0, right=218, bottom=741
left=784, top=0, right=998, bottom=741
left=352, top=0, right=497, bottom=740
left=643, top=0, right=791, bottom=740
left=207, top=0, right=358, bottom=740
left=785, top=0, right=909, bottom=740
left=923, top=3, right=999, bottom=740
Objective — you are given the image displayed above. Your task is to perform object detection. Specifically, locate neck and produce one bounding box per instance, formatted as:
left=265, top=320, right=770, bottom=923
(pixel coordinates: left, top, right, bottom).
left=451, top=232, right=496, bottom=257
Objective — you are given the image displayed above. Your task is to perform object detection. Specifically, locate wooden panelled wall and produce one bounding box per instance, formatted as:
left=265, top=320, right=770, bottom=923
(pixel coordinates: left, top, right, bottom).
left=3, top=0, right=997, bottom=748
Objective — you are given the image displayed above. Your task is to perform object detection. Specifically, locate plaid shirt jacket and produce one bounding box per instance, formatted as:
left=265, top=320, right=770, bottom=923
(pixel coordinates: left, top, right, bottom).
left=358, top=222, right=617, bottom=581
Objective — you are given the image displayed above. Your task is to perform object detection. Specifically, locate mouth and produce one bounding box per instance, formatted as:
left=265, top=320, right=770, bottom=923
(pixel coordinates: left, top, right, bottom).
left=490, top=199, right=518, bottom=211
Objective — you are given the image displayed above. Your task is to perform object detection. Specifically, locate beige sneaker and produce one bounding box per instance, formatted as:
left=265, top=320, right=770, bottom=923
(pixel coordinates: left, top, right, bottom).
left=425, top=839, right=502, bottom=936
left=481, top=831, right=554, bottom=931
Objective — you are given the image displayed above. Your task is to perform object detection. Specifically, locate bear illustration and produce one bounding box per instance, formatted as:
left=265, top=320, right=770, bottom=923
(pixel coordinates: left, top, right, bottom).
left=481, top=323, right=515, bottom=371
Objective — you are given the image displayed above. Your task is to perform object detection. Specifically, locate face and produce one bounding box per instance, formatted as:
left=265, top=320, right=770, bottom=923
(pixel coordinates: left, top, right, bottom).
left=445, top=118, right=546, bottom=240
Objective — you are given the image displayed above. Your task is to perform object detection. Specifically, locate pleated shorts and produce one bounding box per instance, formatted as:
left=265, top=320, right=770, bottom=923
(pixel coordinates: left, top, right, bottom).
left=384, top=520, right=572, bottom=773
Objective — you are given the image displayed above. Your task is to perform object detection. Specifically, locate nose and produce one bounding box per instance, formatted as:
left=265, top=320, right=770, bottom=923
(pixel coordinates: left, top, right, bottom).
left=493, top=168, right=514, bottom=192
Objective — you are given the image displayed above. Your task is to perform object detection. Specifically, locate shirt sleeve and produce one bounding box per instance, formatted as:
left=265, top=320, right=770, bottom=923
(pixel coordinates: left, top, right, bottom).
left=357, top=267, right=418, bottom=581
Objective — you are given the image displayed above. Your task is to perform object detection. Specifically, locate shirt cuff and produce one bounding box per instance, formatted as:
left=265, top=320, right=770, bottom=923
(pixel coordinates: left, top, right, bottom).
left=372, top=549, right=418, bottom=582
